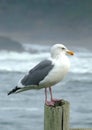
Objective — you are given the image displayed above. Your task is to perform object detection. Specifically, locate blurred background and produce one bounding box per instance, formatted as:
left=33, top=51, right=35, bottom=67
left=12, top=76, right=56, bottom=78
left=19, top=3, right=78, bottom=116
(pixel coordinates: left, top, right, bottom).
left=0, top=0, right=92, bottom=130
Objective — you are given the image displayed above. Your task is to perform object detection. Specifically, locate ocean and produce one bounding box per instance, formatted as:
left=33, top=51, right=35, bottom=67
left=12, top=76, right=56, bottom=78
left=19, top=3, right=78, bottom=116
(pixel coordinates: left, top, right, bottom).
left=0, top=43, right=92, bottom=130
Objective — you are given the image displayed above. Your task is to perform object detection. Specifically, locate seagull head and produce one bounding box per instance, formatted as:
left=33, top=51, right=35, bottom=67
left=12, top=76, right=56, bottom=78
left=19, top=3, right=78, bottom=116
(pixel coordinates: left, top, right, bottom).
left=51, top=44, right=74, bottom=58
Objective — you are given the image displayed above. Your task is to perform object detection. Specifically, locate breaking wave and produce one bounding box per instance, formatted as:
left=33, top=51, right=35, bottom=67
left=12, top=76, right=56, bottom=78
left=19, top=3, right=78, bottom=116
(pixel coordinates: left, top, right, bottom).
left=0, top=44, right=92, bottom=74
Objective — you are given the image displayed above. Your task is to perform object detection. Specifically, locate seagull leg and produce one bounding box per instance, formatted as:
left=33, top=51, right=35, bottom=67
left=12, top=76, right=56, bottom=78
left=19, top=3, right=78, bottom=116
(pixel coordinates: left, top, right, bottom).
left=45, top=88, right=47, bottom=102
left=49, top=87, right=53, bottom=101
left=45, top=88, right=54, bottom=106
left=49, top=87, right=61, bottom=103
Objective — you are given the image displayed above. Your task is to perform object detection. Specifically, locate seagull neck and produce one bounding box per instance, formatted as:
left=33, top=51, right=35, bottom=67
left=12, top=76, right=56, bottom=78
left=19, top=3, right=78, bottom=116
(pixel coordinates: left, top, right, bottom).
left=51, top=53, right=65, bottom=59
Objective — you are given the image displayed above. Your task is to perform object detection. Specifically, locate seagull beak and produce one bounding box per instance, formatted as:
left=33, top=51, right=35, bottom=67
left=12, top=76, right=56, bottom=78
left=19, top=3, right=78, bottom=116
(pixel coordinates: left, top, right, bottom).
left=66, top=50, right=74, bottom=56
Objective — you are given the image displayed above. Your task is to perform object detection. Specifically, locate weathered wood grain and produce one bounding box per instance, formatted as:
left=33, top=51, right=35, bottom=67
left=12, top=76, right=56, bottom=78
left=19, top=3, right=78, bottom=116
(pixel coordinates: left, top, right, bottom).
left=44, top=100, right=70, bottom=130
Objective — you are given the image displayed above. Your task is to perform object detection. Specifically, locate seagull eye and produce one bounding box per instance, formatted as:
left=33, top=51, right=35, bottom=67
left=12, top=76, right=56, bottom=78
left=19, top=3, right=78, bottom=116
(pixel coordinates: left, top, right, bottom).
left=62, top=47, right=65, bottom=50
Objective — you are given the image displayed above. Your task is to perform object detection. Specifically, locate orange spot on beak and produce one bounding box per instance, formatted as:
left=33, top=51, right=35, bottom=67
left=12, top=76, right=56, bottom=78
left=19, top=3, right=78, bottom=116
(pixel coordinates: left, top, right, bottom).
left=66, top=50, right=74, bottom=56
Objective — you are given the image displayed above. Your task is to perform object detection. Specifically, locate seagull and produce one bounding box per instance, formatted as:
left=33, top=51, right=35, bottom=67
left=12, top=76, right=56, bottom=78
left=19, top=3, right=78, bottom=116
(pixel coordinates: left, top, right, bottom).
left=8, top=44, right=74, bottom=106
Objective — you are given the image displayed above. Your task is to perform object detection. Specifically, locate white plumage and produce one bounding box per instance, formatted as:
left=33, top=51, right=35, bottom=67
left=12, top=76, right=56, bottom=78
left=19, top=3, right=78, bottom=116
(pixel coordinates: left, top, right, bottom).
left=8, top=44, right=74, bottom=106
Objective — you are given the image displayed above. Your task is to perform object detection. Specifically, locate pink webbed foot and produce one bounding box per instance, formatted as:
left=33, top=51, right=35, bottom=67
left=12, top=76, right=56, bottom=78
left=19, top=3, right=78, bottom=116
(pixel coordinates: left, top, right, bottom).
left=45, top=87, right=62, bottom=106
left=45, top=101, right=55, bottom=106
left=51, top=98, right=62, bottom=103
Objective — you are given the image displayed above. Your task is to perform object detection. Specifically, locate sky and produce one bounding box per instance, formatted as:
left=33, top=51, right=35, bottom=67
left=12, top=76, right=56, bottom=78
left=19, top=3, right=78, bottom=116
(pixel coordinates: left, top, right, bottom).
left=0, top=0, right=92, bottom=48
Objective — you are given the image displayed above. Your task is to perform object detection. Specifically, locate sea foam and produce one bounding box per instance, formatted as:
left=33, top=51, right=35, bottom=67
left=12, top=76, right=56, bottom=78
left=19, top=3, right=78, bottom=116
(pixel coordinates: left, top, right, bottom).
left=0, top=44, right=91, bottom=74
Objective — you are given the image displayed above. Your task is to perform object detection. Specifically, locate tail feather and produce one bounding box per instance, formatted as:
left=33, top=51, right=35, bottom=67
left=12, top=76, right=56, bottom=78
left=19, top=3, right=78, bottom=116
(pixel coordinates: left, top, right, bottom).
left=8, top=86, right=21, bottom=95
left=8, top=85, right=36, bottom=95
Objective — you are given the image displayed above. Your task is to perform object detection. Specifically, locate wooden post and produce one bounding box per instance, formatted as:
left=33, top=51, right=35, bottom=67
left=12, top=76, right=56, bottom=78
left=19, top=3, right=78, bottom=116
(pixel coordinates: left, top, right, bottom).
left=44, top=100, right=70, bottom=130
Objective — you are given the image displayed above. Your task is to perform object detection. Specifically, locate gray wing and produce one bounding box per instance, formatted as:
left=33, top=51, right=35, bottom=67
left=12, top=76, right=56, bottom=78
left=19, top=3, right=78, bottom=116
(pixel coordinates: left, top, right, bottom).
left=21, top=60, right=54, bottom=86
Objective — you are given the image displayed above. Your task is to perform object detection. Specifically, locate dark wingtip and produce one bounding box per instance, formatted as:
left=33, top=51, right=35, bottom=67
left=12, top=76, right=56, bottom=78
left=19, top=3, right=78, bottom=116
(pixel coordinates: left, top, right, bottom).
left=7, top=91, right=12, bottom=95
left=7, top=86, right=21, bottom=96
